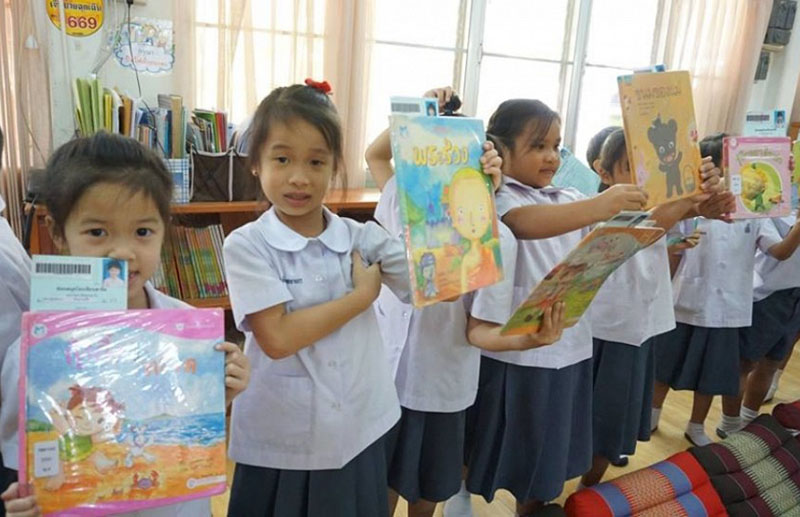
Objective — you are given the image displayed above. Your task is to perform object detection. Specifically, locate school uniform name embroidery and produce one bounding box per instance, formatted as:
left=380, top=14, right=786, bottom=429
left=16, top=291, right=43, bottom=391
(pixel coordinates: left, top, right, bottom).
left=281, top=277, right=303, bottom=285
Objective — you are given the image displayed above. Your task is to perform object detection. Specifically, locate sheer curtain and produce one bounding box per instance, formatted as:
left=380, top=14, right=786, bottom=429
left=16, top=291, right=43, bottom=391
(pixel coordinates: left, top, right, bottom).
left=662, top=0, right=773, bottom=136
left=180, top=0, right=374, bottom=188
left=0, top=0, right=51, bottom=236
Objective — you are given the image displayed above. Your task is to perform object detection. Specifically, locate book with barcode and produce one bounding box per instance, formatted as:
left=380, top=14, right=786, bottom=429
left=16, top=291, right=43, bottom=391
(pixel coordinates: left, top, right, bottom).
left=30, top=256, right=128, bottom=311
left=501, top=217, right=664, bottom=336
left=19, top=309, right=227, bottom=515
left=389, top=114, right=503, bottom=307
left=617, top=70, right=703, bottom=208
left=723, top=136, right=792, bottom=219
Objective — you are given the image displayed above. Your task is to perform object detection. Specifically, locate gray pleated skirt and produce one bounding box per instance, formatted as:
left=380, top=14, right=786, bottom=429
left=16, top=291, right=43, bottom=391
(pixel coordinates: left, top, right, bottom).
left=464, top=356, right=592, bottom=504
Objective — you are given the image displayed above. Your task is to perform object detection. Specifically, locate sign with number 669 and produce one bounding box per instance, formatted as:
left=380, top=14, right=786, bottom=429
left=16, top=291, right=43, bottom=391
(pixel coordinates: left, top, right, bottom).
left=46, top=0, right=104, bottom=37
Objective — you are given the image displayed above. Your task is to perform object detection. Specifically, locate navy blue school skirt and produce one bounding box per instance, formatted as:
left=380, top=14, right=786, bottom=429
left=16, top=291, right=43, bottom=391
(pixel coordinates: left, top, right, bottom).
left=464, top=356, right=592, bottom=504
left=592, top=337, right=655, bottom=461
left=740, top=288, right=800, bottom=362
left=654, top=323, right=741, bottom=396
left=227, top=433, right=390, bottom=517
left=385, top=406, right=466, bottom=503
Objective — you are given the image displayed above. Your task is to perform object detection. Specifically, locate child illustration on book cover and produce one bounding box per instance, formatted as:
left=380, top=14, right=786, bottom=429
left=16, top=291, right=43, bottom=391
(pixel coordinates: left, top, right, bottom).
left=391, top=115, right=503, bottom=307
left=23, top=311, right=227, bottom=515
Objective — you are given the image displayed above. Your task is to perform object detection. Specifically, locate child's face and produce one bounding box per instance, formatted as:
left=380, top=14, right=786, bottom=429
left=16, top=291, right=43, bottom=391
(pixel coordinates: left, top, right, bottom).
left=504, top=120, right=562, bottom=188
left=256, top=118, right=335, bottom=235
left=109, top=266, right=121, bottom=278
left=68, top=401, right=119, bottom=437
left=50, top=182, right=165, bottom=309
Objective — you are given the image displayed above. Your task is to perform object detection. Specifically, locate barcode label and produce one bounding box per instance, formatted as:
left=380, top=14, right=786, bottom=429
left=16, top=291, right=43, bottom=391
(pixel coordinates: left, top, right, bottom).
left=746, top=114, right=771, bottom=122
left=35, top=263, right=92, bottom=275
left=391, top=102, right=422, bottom=114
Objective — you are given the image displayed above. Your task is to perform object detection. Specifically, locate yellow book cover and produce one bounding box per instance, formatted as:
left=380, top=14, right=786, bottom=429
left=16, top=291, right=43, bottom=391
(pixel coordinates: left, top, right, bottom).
left=618, top=70, right=703, bottom=209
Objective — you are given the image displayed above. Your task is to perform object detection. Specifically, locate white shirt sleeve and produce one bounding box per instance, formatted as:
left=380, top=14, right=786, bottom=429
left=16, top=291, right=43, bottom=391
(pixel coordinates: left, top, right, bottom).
left=0, top=338, right=20, bottom=469
left=223, top=233, right=293, bottom=332
left=374, top=177, right=403, bottom=238
left=357, top=221, right=411, bottom=303
left=469, top=223, right=518, bottom=325
left=756, top=218, right=782, bottom=254
left=494, top=188, right=519, bottom=218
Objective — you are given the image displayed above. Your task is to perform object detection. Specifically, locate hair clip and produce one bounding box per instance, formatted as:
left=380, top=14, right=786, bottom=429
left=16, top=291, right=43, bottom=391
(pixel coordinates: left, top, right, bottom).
left=304, top=78, right=332, bottom=95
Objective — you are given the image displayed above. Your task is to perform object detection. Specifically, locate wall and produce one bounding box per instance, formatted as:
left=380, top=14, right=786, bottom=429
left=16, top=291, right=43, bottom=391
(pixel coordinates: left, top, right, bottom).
left=748, top=10, right=800, bottom=121
left=33, top=1, right=178, bottom=147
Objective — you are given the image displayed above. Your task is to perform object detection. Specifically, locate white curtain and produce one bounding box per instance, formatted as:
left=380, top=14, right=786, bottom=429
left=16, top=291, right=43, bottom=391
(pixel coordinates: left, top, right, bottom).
left=662, top=0, right=773, bottom=136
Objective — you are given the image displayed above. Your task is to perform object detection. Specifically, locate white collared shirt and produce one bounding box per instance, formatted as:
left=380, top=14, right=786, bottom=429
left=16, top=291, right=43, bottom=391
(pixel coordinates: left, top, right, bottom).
left=223, top=207, right=408, bottom=470
left=753, top=213, right=800, bottom=301
left=482, top=176, right=593, bottom=369
left=0, top=195, right=30, bottom=368
left=0, top=283, right=210, bottom=517
left=591, top=236, right=676, bottom=346
left=673, top=218, right=781, bottom=327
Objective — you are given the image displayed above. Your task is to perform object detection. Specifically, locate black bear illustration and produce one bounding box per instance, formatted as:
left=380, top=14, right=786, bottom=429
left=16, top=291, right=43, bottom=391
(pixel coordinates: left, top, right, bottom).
left=647, top=116, right=683, bottom=198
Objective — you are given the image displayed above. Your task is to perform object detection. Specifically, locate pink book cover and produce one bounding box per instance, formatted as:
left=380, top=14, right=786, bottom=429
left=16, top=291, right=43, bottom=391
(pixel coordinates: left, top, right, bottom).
left=19, top=309, right=226, bottom=516
left=723, top=136, right=792, bottom=219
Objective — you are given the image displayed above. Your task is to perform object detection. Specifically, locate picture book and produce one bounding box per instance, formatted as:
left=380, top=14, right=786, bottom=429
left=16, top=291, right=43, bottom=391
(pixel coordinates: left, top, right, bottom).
left=500, top=219, right=664, bottom=336
left=551, top=147, right=601, bottom=196
left=723, top=136, right=791, bottom=219
left=20, top=310, right=227, bottom=516
left=389, top=114, right=503, bottom=307
left=618, top=70, right=703, bottom=209
left=793, top=140, right=800, bottom=210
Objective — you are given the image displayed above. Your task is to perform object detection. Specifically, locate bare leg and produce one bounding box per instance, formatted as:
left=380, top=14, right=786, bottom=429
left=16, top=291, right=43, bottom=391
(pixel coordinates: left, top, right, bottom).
left=407, top=499, right=438, bottom=517
left=721, top=359, right=755, bottom=417
left=690, top=392, right=714, bottom=424
left=743, top=358, right=783, bottom=410
left=517, top=499, right=545, bottom=517
left=652, top=381, right=670, bottom=409
left=580, top=455, right=610, bottom=487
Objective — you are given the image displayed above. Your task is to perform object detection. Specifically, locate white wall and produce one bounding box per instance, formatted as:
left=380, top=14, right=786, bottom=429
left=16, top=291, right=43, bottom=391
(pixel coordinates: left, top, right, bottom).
left=34, top=1, right=177, bottom=147
left=748, top=11, right=800, bottom=120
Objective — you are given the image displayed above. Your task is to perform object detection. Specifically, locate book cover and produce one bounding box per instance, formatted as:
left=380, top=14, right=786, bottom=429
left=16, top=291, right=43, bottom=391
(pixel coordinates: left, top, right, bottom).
left=792, top=140, right=800, bottom=210
left=618, top=70, right=703, bottom=208
left=389, top=115, right=503, bottom=307
left=723, top=136, right=791, bottom=219
left=20, top=309, right=227, bottom=516
left=500, top=224, right=664, bottom=336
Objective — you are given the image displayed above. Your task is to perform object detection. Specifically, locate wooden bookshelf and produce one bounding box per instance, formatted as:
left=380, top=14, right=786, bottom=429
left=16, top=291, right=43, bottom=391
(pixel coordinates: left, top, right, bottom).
left=28, top=188, right=381, bottom=310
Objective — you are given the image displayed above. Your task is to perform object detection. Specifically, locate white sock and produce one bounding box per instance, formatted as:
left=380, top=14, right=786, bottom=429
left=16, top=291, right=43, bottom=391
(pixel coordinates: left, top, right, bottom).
left=741, top=406, right=759, bottom=424
left=685, top=422, right=713, bottom=446
left=764, top=369, right=784, bottom=402
left=718, top=414, right=742, bottom=434
left=443, top=480, right=473, bottom=517
left=651, top=408, right=662, bottom=431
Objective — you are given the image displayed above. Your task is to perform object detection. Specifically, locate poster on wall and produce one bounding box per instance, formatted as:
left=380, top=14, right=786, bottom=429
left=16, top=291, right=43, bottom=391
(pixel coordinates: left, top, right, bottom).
left=45, top=0, right=104, bottom=37
left=113, top=18, right=175, bottom=74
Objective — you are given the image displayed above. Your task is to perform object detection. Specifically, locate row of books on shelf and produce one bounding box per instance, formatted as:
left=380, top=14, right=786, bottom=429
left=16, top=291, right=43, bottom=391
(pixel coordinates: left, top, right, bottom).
left=73, top=75, right=232, bottom=158
left=151, top=224, right=228, bottom=301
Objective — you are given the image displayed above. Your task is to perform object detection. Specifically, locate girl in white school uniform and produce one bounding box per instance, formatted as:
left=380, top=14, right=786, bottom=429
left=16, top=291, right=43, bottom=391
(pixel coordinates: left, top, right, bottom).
left=580, top=129, right=724, bottom=487
left=652, top=133, right=800, bottom=445
left=462, top=99, right=652, bottom=517
left=222, top=81, right=414, bottom=517
left=366, top=87, right=566, bottom=517
left=0, top=132, right=251, bottom=517
left=738, top=211, right=800, bottom=423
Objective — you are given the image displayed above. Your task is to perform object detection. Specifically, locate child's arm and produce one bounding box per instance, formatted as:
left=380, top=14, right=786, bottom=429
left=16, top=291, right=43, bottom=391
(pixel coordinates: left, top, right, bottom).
left=767, top=220, right=800, bottom=261
left=215, top=342, right=251, bottom=405
left=245, top=252, right=381, bottom=359
left=1, top=483, right=39, bottom=517
left=365, top=128, right=394, bottom=191
left=467, top=303, right=565, bottom=352
left=502, top=184, right=648, bottom=240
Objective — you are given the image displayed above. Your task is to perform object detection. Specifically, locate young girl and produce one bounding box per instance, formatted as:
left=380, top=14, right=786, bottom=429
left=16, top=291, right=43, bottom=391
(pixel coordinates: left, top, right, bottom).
left=366, top=87, right=565, bottom=517
left=652, top=132, right=800, bottom=445
left=580, top=129, right=723, bottom=487
left=0, top=132, right=250, bottom=517
left=222, top=82, right=412, bottom=517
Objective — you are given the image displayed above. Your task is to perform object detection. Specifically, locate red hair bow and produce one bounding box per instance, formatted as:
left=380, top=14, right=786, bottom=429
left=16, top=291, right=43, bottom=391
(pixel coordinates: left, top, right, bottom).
left=304, top=78, right=332, bottom=95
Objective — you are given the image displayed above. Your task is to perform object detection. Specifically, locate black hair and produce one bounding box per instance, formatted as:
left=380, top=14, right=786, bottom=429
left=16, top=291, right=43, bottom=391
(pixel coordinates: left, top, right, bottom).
left=586, top=126, right=620, bottom=172
left=597, top=129, right=628, bottom=193
left=698, top=132, right=728, bottom=169
left=106, top=258, right=123, bottom=272
left=247, top=84, right=346, bottom=190
left=43, top=132, right=172, bottom=238
left=486, top=99, right=560, bottom=161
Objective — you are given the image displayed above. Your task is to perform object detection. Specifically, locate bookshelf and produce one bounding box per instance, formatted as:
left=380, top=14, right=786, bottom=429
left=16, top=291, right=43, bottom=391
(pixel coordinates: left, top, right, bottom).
left=29, top=189, right=381, bottom=310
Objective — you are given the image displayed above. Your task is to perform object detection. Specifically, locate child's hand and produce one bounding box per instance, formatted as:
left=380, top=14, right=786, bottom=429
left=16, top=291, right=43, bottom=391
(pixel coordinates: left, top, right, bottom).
left=521, top=302, right=566, bottom=349
left=481, top=141, right=503, bottom=191
left=690, top=156, right=724, bottom=202
left=216, top=342, right=250, bottom=406
left=595, top=184, right=648, bottom=219
left=2, top=483, right=40, bottom=517
left=351, top=251, right=381, bottom=308
left=669, top=230, right=703, bottom=252
left=696, top=191, right=735, bottom=222
left=422, top=86, right=454, bottom=112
